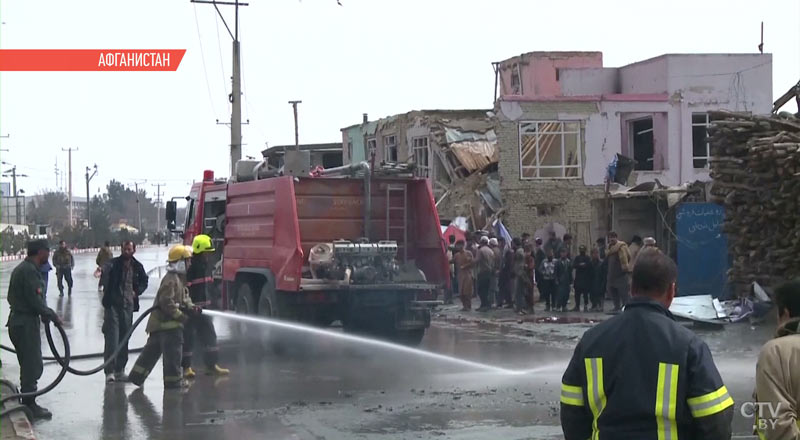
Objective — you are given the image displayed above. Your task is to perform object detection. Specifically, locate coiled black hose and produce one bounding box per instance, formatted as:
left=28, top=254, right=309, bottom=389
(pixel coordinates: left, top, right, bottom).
left=0, top=306, right=155, bottom=417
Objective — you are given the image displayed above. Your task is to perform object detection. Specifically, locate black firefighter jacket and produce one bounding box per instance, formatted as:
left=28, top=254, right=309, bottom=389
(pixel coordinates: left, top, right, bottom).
left=560, top=297, right=734, bottom=440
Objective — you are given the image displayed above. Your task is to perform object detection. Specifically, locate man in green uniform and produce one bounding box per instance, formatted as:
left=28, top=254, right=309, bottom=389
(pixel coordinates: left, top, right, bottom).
left=6, top=239, right=61, bottom=419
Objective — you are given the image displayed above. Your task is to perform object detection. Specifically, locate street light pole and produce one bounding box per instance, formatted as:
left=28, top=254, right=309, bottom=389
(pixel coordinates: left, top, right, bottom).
left=85, top=164, right=97, bottom=228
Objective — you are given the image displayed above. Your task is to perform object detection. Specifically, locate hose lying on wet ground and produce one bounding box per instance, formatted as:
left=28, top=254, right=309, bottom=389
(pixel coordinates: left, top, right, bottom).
left=0, top=307, right=155, bottom=417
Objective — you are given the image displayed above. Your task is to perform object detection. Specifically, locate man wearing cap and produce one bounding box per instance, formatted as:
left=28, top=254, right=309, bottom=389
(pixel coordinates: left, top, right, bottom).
left=7, top=239, right=61, bottom=419
left=475, top=236, right=495, bottom=312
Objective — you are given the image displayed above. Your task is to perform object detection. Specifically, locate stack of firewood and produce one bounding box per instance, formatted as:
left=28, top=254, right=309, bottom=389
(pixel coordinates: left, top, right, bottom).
left=708, top=110, right=800, bottom=292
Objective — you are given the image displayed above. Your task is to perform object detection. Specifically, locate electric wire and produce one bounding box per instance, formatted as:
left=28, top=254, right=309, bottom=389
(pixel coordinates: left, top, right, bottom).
left=193, top=4, right=218, bottom=120
left=214, top=10, right=230, bottom=115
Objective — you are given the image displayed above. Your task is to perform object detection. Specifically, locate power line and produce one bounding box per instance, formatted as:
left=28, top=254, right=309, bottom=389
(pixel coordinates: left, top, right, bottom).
left=214, top=8, right=230, bottom=114
left=193, top=4, right=218, bottom=119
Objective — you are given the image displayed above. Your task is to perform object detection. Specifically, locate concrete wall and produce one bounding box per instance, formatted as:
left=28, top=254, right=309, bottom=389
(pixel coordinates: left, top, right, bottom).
left=560, top=68, right=619, bottom=96
left=498, top=52, right=603, bottom=98
left=619, top=56, right=669, bottom=94
left=665, top=54, right=772, bottom=113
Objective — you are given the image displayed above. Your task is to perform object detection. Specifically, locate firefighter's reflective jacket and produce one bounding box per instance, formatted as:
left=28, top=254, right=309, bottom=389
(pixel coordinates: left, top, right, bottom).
left=560, top=297, right=734, bottom=440
left=146, top=272, right=193, bottom=333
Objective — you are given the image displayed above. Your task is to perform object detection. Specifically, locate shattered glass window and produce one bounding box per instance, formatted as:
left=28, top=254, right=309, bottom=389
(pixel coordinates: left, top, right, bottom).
left=519, top=121, right=582, bottom=179
left=384, top=135, right=398, bottom=163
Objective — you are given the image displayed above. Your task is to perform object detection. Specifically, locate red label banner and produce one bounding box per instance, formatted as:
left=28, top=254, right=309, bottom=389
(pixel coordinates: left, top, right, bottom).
left=0, top=50, right=186, bottom=71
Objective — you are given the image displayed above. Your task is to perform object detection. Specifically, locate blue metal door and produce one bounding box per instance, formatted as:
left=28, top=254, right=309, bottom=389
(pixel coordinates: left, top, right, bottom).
left=676, top=203, right=729, bottom=297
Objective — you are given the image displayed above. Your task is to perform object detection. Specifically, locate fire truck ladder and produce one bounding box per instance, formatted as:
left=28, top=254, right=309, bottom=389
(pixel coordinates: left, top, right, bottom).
left=386, top=183, right=408, bottom=262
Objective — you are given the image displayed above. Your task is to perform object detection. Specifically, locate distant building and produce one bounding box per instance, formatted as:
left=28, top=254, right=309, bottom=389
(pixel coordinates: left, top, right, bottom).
left=263, top=143, right=343, bottom=170
left=494, top=51, right=772, bottom=249
left=341, top=110, right=498, bottom=222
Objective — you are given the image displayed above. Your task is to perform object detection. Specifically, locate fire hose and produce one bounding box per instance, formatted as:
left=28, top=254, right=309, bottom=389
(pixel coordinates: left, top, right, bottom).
left=0, top=306, right=156, bottom=418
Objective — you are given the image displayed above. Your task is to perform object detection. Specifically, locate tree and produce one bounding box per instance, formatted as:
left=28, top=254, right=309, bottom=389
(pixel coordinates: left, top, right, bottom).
left=27, top=191, right=69, bottom=232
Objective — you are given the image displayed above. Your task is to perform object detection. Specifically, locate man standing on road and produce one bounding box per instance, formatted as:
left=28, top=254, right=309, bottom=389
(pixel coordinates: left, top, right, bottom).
left=538, top=248, right=557, bottom=312
left=513, top=244, right=532, bottom=315
left=489, top=238, right=503, bottom=308
left=475, top=236, right=495, bottom=312
left=446, top=235, right=457, bottom=305
left=102, top=240, right=148, bottom=383
left=7, top=239, right=61, bottom=419
left=534, top=238, right=546, bottom=303
left=39, top=259, right=53, bottom=299
left=589, top=248, right=606, bottom=312
left=53, top=240, right=75, bottom=297
left=453, top=240, right=474, bottom=312
left=555, top=247, right=573, bottom=312
left=130, top=245, right=199, bottom=389
left=182, top=235, right=230, bottom=378
left=572, top=245, right=593, bottom=312
left=96, top=241, right=114, bottom=292
left=606, top=231, right=633, bottom=311
left=753, top=279, right=800, bottom=440
left=560, top=249, right=734, bottom=440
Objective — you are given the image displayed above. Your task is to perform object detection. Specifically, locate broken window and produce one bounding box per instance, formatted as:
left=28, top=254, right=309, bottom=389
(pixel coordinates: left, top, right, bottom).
left=367, top=137, right=377, bottom=159
left=630, top=117, right=654, bottom=171
left=519, top=121, right=581, bottom=179
left=346, top=140, right=352, bottom=161
left=692, top=113, right=712, bottom=168
left=412, top=136, right=430, bottom=178
left=510, top=63, right=521, bottom=95
left=383, top=135, right=397, bottom=163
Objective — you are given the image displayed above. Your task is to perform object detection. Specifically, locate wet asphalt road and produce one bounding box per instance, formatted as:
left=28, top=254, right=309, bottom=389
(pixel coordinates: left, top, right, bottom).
left=1, top=248, right=767, bottom=439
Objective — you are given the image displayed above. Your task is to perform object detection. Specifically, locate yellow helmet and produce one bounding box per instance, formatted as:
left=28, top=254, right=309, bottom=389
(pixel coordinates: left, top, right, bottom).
left=192, top=234, right=215, bottom=255
left=167, top=245, right=193, bottom=263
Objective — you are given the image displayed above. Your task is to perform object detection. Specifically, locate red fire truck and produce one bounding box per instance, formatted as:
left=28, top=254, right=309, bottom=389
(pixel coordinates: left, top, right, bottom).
left=166, top=161, right=448, bottom=345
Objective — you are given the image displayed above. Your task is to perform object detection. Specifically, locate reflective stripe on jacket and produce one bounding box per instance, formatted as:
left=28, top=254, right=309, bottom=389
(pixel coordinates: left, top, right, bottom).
left=560, top=297, right=733, bottom=440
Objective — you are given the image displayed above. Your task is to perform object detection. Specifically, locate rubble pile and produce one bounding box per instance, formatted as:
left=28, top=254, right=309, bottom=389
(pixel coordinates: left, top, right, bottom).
left=707, top=110, right=800, bottom=291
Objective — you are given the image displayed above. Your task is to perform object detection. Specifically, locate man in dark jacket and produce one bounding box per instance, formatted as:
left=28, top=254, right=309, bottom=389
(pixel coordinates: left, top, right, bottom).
left=7, top=240, right=60, bottom=419
left=101, top=240, right=148, bottom=383
left=589, top=248, right=606, bottom=312
left=572, top=245, right=593, bottom=312
left=555, top=247, right=573, bottom=312
left=53, top=240, right=74, bottom=297
left=560, top=249, right=733, bottom=440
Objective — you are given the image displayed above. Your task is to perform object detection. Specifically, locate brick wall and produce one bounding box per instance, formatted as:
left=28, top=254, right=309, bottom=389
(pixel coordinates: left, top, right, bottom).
left=496, top=100, right=605, bottom=244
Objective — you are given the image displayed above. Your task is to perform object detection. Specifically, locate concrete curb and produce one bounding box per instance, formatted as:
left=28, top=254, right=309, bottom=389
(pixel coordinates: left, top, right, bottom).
left=0, top=380, right=36, bottom=440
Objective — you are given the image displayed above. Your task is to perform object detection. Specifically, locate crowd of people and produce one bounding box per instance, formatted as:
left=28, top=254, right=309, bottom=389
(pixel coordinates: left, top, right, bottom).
left=447, top=229, right=658, bottom=315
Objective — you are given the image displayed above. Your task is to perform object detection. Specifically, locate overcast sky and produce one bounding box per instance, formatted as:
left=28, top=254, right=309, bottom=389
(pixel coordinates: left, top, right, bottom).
left=1, top=0, right=799, bottom=203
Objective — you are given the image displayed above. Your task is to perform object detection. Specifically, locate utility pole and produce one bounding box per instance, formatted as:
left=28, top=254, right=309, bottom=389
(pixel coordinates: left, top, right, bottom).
left=54, top=158, right=60, bottom=190
left=132, top=181, right=145, bottom=233
left=85, top=164, right=97, bottom=228
left=151, top=182, right=165, bottom=232
left=289, top=100, right=302, bottom=150
left=1, top=163, right=28, bottom=224
left=62, top=147, right=77, bottom=226
left=192, top=0, right=249, bottom=177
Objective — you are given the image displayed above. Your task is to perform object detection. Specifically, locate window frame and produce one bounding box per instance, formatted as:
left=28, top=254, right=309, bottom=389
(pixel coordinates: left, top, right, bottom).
left=518, top=120, right=582, bottom=180
left=691, top=113, right=712, bottom=169
left=629, top=116, right=656, bottom=171
left=383, top=134, right=397, bottom=163
left=412, top=136, right=430, bottom=178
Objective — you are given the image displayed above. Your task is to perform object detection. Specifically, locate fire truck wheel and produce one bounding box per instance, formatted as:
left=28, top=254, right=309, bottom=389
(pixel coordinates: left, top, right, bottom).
left=235, top=283, right=258, bottom=315
left=392, top=329, right=425, bottom=346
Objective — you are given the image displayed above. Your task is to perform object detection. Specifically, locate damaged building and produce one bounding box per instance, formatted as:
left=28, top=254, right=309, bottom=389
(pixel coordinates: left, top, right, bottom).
left=341, top=110, right=499, bottom=224
left=493, top=51, right=773, bottom=262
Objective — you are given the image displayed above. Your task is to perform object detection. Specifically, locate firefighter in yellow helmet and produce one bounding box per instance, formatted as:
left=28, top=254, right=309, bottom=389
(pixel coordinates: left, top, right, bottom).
left=182, top=234, right=229, bottom=378
left=129, top=245, right=199, bottom=389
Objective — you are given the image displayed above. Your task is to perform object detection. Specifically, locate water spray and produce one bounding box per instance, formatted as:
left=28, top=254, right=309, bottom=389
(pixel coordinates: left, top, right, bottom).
left=204, top=310, right=544, bottom=376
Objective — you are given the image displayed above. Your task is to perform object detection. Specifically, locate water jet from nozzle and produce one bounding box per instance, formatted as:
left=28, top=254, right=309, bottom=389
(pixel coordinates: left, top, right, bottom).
left=204, top=310, right=526, bottom=375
